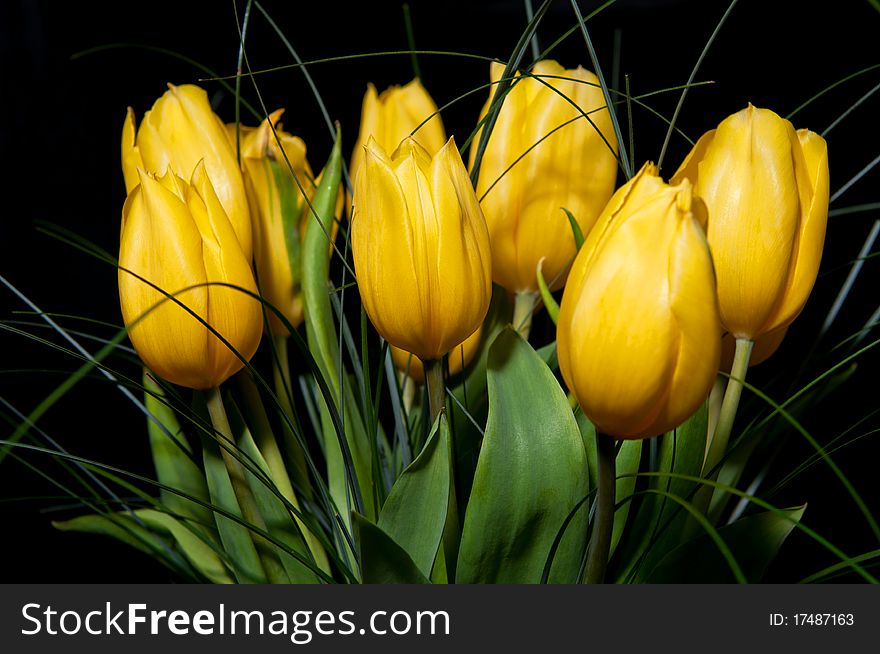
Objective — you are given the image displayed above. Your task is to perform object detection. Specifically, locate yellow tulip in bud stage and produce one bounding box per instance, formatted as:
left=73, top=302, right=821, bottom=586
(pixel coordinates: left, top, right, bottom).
left=557, top=163, right=721, bottom=439
left=391, top=325, right=483, bottom=385
left=237, top=109, right=317, bottom=335
left=470, top=60, right=618, bottom=296
left=352, top=137, right=492, bottom=365
left=350, top=79, right=446, bottom=185
left=671, top=104, right=829, bottom=341
left=118, top=163, right=262, bottom=389
left=123, top=84, right=252, bottom=259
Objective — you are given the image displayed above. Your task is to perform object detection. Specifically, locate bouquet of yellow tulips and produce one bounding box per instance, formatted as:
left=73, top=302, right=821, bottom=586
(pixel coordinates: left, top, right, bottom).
left=5, top=0, right=879, bottom=586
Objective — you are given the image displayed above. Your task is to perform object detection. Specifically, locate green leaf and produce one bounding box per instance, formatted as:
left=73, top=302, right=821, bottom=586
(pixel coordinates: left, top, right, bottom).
left=354, top=513, right=429, bottom=584
left=576, top=409, right=597, bottom=499
left=610, top=439, right=642, bottom=557
left=133, top=509, right=233, bottom=584
left=536, top=341, right=558, bottom=371
left=456, top=327, right=589, bottom=583
left=54, top=512, right=176, bottom=562
left=378, top=413, right=450, bottom=578
left=616, top=403, right=708, bottom=581
left=301, top=128, right=375, bottom=521
left=143, top=372, right=213, bottom=528
left=226, top=397, right=321, bottom=583
left=535, top=261, right=560, bottom=325
left=579, top=412, right=641, bottom=557
left=642, top=505, right=807, bottom=583
left=449, top=287, right=512, bottom=500
left=202, top=436, right=267, bottom=584
left=562, top=208, right=585, bottom=251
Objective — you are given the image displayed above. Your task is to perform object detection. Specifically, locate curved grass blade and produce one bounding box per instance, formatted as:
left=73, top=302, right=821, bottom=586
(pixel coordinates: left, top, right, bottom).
left=569, top=0, right=631, bottom=179
left=656, top=0, right=739, bottom=171
left=642, top=504, right=805, bottom=583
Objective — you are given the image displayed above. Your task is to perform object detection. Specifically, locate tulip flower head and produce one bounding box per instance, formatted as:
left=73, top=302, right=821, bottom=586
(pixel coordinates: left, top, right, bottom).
left=671, top=104, right=829, bottom=340
left=118, top=163, right=262, bottom=389
left=470, top=60, right=619, bottom=294
left=557, top=163, right=721, bottom=439
left=237, top=109, right=316, bottom=335
left=352, top=137, right=492, bottom=362
left=350, top=79, right=446, bottom=185
left=391, top=325, right=483, bottom=385
left=123, top=83, right=252, bottom=259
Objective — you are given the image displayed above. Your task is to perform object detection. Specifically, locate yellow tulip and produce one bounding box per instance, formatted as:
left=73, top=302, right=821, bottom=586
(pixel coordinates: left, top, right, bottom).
left=237, top=109, right=316, bottom=335
left=123, top=83, right=252, bottom=259
left=350, top=79, right=446, bottom=185
left=557, top=163, right=721, bottom=439
left=352, top=137, right=491, bottom=362
left=391, top=325, right=483, bottom=385
left=671, top=104, right=829, bottom=340
left=469, top=60, right=618, bottom=294
left=118, top=163, right=262, bottom=389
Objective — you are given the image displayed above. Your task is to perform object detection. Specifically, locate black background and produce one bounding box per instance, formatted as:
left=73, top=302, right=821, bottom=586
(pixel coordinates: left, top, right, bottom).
left=1, top=0, right=879, bottom=583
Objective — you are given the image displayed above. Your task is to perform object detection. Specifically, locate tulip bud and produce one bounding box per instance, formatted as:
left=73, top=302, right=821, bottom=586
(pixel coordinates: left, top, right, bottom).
left=352, top=137, right=492, bottom=362
left=125, top=84, right=252, bottom=259
left=350, top=79, right=446, bottom=185
left=671, top=104, right=830, bottom=340
left=118, top=163, right=262, bottom=389
left=557, top=163, right=721, bottom=439
left=391, top=325, right=483, bottom=385
left=469, top=60, right=618, bottom=294
left=238, top=109, right=316, bottom=335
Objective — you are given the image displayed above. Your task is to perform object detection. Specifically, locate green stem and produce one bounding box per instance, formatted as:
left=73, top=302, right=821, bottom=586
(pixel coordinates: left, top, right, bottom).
left=424, top=358, right=446, bottom=425
left=205, top=386, right=287, bottom=584
left=424, top=358, right=460, bottom=578
left=583, top=432, right=616, bottom=584
left=271, top=333, right=310, bottom=494
left=237, top=373, right=331, bottom=575
left=513, top=291, right=539, bottom=340
left=693, top=337, right=753, bottom=525
left=704, top=338, right=754, bottom=476
left=705, top=374, right=726, bottom=465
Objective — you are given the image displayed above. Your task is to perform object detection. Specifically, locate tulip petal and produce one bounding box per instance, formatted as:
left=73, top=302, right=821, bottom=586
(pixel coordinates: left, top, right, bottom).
left=119, top=173, right=212, bottom=389
left=121, top=107, right=144, bottom=195
left=137, top=84, right=252, bottom=258
left=761, top=130, right=829, bottom=333
left=353, top=141, right=426, bottom=358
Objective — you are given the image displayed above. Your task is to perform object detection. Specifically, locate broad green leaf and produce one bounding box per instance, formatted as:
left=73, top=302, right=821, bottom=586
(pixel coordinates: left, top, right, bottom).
left=134, top=509, right=233, bottom=583
left=449, top=287, right=512, bottom=500
left=302, top=129, right=376, bottom=522
left=54, top=512, right=176, bottom=562
left=53, top=511, right=225, bottom=582
left=378, top=413, right=450, bottom=578
left=536, top=342, right=558, bottom=371
left=642, top=505, right=807, bottom=583
left=616, top=403, right=708, bottom=581
left=610, top=439, right=642, bottom=557
left=456, top=327, right=589, bottom=583
left=202, top=436, right=267, bottom=584
left=576, top=409, right=597, bottom=498
left=226, top=398, right=321, bottom=583
left=354, top=513, right=429, bottom=584
left=143, top=372, right=213, bottom=528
